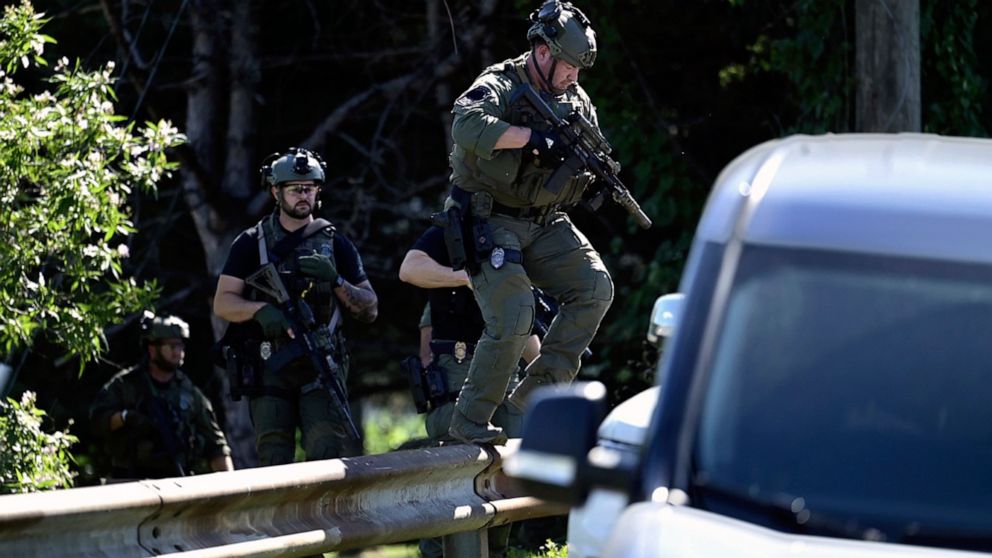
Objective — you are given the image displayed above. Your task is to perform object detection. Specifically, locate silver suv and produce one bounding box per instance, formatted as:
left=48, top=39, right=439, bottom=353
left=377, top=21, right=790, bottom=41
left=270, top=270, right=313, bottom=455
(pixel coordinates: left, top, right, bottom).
left=507, top=134, right=992, bottom=556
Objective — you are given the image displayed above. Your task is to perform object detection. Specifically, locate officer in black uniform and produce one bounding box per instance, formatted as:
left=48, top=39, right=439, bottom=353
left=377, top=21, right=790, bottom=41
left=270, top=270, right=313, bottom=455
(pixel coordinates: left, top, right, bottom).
left=399, top=224, right=544, bottom=558
left=214, top=147, right=378, bottom=466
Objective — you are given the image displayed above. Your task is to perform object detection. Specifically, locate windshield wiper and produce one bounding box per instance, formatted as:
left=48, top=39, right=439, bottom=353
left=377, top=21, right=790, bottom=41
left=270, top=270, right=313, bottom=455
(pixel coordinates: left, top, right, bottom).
left=900, top=528, right=992, bottom=553
left=690, top=477, right=885, bottom=541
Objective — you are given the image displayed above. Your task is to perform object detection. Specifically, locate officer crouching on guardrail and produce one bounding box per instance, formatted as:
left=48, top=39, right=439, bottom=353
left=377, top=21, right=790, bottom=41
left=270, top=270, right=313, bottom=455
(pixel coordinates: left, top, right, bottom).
left=89, top=312, right=234, bottom=480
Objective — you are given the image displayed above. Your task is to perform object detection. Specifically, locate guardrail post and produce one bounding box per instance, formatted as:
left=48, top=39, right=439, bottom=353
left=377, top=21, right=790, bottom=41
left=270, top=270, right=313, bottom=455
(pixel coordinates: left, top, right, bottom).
left=443, top=529, right=488, bottom=558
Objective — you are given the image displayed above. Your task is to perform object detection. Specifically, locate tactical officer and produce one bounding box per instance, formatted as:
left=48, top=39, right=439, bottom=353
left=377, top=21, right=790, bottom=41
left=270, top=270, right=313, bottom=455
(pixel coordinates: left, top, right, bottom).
left=89, top=313, right=233, bottom=479
left=213, top=147, right=378, bottom=465
left=443, top=1, right=612, bottom=444
left=398, top=224, right=543, bottom=558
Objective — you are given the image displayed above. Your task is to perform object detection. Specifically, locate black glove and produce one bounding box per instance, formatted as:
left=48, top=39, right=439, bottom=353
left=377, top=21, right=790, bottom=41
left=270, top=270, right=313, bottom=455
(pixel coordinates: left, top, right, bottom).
left=122, top=408, right=152, bottom=431
left=252, top=304, right=291, bottom=338
left=527, top=128, right=567, bottom=167
left=298, top=253, right=339, bottom=284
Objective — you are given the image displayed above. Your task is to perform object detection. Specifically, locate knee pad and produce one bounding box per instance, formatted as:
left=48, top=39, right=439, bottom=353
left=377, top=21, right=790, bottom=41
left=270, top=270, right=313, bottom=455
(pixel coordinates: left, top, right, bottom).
left=592, top=269, right=614, bottom=303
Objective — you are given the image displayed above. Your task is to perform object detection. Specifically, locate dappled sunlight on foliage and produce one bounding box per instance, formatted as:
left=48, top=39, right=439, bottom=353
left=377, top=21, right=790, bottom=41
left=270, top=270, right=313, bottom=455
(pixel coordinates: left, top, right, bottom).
left=0, top=1, right=184, bottom=368
left=0, top=390, right=76, bottom=493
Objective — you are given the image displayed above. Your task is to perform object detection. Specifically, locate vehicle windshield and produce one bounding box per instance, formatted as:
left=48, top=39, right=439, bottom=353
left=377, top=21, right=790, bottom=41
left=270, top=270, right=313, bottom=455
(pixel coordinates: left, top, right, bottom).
left=693, top=245, right=992, bottom=546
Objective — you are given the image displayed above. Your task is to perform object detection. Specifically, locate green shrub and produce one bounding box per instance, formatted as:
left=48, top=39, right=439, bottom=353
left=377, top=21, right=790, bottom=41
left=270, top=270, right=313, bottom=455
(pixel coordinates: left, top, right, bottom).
left=508, top=539, right=568, bottom=558
left=0, top=0, right=183, bottom=368
left=0, top=391, right=77, bottom=494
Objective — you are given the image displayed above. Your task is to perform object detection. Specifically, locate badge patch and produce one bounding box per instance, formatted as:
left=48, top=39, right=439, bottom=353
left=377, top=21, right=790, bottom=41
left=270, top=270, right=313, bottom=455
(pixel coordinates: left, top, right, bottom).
left=490, top=246, right=505, bottom=269
left=455, top=85, right=493, bottom=107
left=259, top=341, right=272, bottom=361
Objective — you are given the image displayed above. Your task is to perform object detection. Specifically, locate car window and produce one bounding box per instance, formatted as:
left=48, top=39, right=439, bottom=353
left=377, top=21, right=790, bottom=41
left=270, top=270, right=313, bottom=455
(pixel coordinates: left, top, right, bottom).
left=694, top=245, right=992, bottom=540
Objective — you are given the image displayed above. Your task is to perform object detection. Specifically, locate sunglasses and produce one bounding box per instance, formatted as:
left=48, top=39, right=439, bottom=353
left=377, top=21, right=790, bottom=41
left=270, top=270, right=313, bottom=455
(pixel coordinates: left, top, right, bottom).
left=282, top=184, right=321, bottom=196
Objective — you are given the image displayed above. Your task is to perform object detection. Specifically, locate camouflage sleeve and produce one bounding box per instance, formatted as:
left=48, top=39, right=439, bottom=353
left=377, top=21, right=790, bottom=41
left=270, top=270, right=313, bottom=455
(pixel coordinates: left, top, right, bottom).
left=89, top=374, right=126, bottom=438
left=574, top=84, right=601, bottom=131
left=194, top=389, right=231, bottom=459
left=450, top=73, right=514, bottom=160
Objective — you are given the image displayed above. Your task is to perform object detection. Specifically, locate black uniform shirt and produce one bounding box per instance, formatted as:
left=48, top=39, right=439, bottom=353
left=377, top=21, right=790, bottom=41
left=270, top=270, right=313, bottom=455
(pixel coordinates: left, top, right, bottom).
left=221, top=220, right=368, bottom=284
left=411, top=226, right=485, bottom=343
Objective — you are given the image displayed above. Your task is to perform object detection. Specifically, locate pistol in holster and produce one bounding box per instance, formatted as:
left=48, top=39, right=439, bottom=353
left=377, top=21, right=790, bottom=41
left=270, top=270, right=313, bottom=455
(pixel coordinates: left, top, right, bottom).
left=401, top=356, right=451, bottom=414
left=469, top=192, right=495, bottom=262
left=431, top=205, right=468, bottom=272
left=225, top=342, right=262, bottom=401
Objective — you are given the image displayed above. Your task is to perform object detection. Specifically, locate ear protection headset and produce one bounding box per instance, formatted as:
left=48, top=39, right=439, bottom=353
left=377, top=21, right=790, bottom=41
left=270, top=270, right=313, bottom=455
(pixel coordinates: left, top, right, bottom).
left=259, top=152, right=282, bottom=189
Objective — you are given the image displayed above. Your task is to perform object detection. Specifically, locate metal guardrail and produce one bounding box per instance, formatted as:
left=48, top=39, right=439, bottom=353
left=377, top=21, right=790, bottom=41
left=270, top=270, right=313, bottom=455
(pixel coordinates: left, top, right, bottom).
left=0, top=440, right=566, bottom=557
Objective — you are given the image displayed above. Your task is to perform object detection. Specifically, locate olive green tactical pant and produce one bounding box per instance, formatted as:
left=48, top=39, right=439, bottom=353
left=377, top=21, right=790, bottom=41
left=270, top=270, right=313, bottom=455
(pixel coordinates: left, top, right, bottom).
left=250, top=360, right=355, bottom=466
left=455, top=212, right=613, bottom=424
left=421, top=354, right=523, bottom=558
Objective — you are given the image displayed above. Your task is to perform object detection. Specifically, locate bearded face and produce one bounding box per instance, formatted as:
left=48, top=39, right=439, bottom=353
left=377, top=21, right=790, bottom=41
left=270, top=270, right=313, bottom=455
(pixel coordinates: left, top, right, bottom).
left=275, top=182, right=320, bottom=219
left=149, top=339, right=185, bottom=372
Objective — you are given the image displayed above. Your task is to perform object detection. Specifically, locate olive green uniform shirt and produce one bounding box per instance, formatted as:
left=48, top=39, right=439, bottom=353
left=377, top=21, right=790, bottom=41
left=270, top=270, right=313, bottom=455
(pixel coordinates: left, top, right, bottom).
left=89, top=365, right=230, bottom=478
left=449, top=54, right=599, bottom=209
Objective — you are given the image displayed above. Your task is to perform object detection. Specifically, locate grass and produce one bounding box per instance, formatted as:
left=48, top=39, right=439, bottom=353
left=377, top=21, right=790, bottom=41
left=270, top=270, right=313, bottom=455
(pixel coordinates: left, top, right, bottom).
left=361, top=392, right=428, bottom=455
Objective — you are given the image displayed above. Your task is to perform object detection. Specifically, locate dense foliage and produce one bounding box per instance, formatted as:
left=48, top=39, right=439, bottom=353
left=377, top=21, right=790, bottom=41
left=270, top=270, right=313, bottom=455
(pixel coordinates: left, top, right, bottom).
left=0, top=1, right=184, bottom=372
left=0, top=391, right=76, bottom=493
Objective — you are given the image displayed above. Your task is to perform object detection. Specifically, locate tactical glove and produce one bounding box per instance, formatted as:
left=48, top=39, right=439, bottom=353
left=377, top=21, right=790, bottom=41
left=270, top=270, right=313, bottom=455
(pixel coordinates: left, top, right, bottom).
left=527, top=128, right=567, bottom=167
left=252, top=304, right=292, bottom=338
left=298, top=253, right=339, bottom=284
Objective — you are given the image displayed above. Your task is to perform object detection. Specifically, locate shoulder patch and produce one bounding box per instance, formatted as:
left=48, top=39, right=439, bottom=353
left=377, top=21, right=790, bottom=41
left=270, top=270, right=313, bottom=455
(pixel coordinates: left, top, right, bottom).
left=456, top=85, right=494, bottom=107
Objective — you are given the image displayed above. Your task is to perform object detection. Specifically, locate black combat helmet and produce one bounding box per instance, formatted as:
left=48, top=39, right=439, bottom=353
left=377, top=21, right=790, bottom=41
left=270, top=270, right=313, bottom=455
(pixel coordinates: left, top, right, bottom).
left=527, top=1, right=597, bottom=69
left=139, top=311, right=190, bottom=345
left=259, top=147, right=327, bottom=188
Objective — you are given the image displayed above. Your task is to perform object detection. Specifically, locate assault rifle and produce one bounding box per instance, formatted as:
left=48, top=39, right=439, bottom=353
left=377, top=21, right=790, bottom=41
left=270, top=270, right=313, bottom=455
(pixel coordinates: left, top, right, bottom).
left=132, top=395, right=187, bottom=477
left=245, top=263, right=362, bottom=441
left=512, top=83, right=652, bottom=229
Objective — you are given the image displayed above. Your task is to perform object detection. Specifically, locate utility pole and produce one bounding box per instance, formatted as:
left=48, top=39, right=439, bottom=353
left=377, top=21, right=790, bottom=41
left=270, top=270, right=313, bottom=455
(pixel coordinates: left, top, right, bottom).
left=855, top=0, right=920, bottom=132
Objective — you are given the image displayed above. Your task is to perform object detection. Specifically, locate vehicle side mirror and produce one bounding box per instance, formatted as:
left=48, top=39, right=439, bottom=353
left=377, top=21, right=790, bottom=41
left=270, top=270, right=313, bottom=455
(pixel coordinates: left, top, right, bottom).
left=647, top=293, right=684, bottom=346
left=504, top=382, right=608, bottom=506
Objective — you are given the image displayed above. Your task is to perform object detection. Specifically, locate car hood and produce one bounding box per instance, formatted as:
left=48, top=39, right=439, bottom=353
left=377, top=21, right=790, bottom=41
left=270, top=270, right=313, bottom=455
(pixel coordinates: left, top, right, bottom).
left=604, top=502, right=986, bottom=558
left=597, top=387, right=659, bottom=447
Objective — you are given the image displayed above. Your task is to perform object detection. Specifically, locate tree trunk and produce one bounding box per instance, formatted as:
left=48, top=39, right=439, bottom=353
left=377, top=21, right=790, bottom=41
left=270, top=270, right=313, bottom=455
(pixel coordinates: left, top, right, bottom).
left=427, top=0, right=454, bottom=155
left=855, top=0, right=920, bottom=132
left=185, top=0, right=258, bottom=469
left=223, top=0, right=259, bottom=200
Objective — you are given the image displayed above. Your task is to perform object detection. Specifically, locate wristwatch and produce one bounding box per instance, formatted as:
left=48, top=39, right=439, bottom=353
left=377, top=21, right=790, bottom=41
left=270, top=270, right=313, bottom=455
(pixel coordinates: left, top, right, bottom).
left=335, top=275, right=346, bottom=288
left=121, top=409, right=129, bottom=424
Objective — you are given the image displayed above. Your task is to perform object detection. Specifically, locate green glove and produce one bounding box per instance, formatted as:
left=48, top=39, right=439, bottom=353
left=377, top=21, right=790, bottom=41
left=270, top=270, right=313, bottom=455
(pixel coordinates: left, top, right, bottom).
left=298, top=253, right=339, bottom=284
left=252, top=304, right=291, bottom=338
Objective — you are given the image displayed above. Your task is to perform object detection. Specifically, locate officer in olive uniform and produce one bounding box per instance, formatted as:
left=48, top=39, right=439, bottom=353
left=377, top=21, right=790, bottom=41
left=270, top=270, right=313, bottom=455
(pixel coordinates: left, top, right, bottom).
left=444, top=1, right=613, bottom=444
left=214, top=147, right=378, bottom=466
left=89, top=313, right=233, bottom=479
